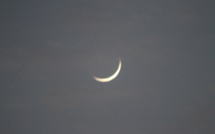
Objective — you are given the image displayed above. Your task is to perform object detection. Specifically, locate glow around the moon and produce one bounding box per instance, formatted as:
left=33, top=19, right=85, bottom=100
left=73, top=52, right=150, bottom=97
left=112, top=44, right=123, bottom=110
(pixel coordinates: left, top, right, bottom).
left=93, top=59, right=121, bottom=82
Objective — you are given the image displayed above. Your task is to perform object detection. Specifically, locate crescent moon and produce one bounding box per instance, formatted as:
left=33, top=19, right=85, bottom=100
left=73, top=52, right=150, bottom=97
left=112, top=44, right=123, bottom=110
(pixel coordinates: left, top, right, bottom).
left=93, top=59, right=122, bottom=82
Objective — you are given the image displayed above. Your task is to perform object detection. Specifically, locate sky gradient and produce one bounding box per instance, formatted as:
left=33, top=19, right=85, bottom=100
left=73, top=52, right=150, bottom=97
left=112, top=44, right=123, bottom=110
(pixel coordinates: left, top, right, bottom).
left=0, top=0, right=215, bottom=134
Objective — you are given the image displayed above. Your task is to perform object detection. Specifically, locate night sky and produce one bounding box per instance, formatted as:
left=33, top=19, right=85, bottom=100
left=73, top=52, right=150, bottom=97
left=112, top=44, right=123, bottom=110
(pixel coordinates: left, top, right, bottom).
left=1, top=0, right=215, bottom=134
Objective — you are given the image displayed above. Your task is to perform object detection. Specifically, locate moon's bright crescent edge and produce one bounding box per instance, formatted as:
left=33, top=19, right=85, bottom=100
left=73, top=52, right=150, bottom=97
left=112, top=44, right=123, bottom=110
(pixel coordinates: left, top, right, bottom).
left=93, top=59, right=121, bottom=82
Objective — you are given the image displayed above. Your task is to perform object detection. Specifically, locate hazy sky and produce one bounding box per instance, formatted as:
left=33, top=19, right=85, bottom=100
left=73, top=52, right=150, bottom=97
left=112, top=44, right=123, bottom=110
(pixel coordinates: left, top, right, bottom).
left=0, top=0, right=215, bottom=134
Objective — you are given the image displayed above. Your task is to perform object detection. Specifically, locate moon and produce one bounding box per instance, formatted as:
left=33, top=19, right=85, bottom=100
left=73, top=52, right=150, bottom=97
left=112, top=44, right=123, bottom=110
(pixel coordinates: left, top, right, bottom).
left=93, top=59, right=122, bottom=82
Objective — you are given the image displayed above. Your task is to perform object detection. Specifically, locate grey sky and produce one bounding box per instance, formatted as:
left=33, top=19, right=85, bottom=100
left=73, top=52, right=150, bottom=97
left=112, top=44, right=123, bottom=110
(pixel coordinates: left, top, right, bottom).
left=0, top=0, right=215, bottom=134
